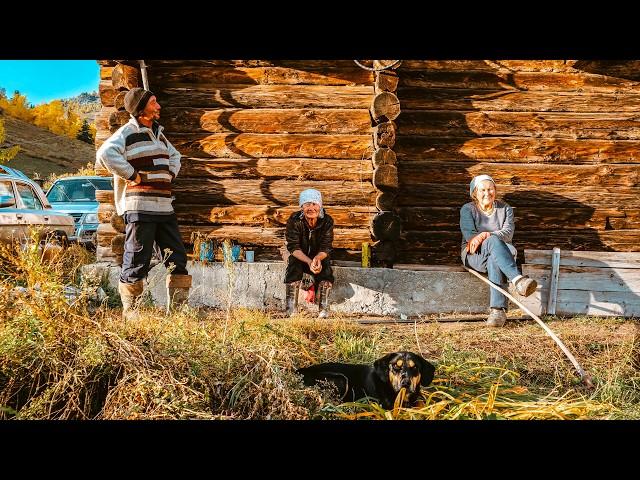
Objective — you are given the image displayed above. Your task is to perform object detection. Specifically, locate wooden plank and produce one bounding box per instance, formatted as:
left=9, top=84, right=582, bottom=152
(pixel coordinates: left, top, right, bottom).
left=161, top=108, right=372, bottom=134
left=398, top=88, right=640, bottom=113
left=522, top=264, right=640, bottom=292
left=100, top=66, right=114, bottom=80
left=156, top=85, right=373, bottom=109
left=172, top=204, right=377, bottom=227
left=180, top=158, right=373, bottom=180
left=397, top=161, right=640, bottom=187
left=524, top=249, right=640, bottom=268
left=170, top=133, right=373, bottom=159
left=178, top=225, right=372, bottom=249
left=546, top=247, right=561, bottom=315
left=149, top=66, right=373, bottom=87
left=398, top=71, right=640, bottom=93
left=394, top=136, right=640, bottom=164
left=395, top=183, right=640, bottom=209
left=397, top=110, right=640, bottom=140
left=172, top=179, right=376, bottom=206
left=98, top=80, right=117, bottom=107
left=393, top=264, right=467, bottom=272
left=519, top=286, right=640, bottom=317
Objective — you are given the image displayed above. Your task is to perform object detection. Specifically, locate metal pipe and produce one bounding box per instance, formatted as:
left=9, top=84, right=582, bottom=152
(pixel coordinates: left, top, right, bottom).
left=139, top=60, right=149, bottom=90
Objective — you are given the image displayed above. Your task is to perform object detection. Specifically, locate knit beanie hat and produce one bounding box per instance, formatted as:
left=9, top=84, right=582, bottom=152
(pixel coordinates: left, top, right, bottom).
left=124, top=88, right=154, bottom=116
left=469, top=174, right=496, bottom=198
left=299, top=188, right=323, bottom=208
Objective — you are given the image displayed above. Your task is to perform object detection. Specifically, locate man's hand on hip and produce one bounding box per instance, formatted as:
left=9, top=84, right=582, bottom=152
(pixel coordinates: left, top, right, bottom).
left=127, top=173, right=142, bottom=186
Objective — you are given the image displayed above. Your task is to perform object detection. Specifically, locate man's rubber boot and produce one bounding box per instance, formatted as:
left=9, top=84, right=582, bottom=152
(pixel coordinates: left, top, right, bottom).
left=166, top=274, right=192, bottom=314
left=118, top=280, right=144, bottom=321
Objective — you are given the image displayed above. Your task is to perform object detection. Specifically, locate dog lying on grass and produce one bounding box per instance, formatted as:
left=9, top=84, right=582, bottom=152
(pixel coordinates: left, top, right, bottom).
left=297, top=351, right=435, bottom=410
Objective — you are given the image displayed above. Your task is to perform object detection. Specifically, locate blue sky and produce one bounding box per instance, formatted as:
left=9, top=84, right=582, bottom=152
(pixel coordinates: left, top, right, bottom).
left=0, top=60, right=100, bottom=105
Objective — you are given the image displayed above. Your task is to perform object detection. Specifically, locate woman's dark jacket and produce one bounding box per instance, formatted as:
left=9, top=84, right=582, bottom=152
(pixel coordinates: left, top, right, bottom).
left=285, top=211, right=334, bottom=258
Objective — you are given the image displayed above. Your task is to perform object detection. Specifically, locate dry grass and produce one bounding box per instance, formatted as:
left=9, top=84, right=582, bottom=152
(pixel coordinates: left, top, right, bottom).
left=1, top=238, right=638, bottom=420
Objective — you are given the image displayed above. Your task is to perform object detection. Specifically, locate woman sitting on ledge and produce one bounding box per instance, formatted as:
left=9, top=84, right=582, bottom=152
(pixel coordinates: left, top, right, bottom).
left=284, top=188, right=334, bottom=318
left=460, top=174, right=537, bottom=327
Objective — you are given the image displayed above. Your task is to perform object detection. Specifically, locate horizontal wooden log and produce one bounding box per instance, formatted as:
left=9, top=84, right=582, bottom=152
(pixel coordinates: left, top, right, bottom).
left=375, top=71, right=399, bottom=93
left=172, top=179, right=376, bottom=206
left=98, top=80, right=117, bottom=107
left=373, top=122, right=396, bottom=149
left=180, top=158, right=373, bottom=180
left=398, top=88, right=640, bottom=112
left=524, top=249, right=640, bottom=268
left=522, top=264, right=640, bottom=293
left=161, top=108, right=372, bottom=134
left=170, top=133, right=373, bottom=159
left=397, top=110, right=640, bottom=140
left=398, top=206, right=638, bottom=231
left=398, top=161, right=640, bottom=187
left=398, top=60, right=570, bottom=72
left=179, top=225, right=372, bottom=249
left=398, top=70, right=640, bottom=93
left=156, top=85, right=373, bottom=109
left=373, top=164, right=398, bottom=190
left=149, top=66, right=373, bottom=87
left=397, top=230, right=640, bottom=264
left=395, top=183, right=640, bottom=208
left=371, top=92, right=400, bottom=121
left=112, top=63, right=139, bottom=90
left=394, top=136, right=640, bottom=164
left=95, top=190, right=114, bottom=204
left=173, top=204, right=377, bottom=227
left=372, top=148, right=396, bottom=167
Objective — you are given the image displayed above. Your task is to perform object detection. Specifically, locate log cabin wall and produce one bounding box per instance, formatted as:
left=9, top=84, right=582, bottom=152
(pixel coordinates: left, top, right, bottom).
left=394, top=60, right=640, bottom=264
left=95, top=60, right=379, bottom=262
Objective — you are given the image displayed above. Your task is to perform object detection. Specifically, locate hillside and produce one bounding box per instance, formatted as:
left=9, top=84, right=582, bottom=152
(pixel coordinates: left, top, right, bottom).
left=0, top=112, right=95, bottom=178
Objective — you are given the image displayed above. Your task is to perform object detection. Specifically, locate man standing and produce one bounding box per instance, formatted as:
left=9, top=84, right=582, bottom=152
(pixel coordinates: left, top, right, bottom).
left=96, top=87, right=191, bottom=318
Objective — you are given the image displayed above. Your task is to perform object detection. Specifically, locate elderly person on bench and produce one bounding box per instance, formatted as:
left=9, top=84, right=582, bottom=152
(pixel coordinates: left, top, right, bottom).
left=284, top=188, right=334, bottom=318
left=460, top=174, right=537, bottom=327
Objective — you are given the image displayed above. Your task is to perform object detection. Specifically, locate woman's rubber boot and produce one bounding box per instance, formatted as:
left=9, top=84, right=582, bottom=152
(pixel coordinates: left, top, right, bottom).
left=286, top=281, right=300, bottom=316
left=316, top=281, right=332, bottom=319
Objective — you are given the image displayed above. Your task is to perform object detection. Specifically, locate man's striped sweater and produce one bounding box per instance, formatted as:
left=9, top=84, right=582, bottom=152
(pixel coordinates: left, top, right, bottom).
left=96, top=117, right=181, bottom=217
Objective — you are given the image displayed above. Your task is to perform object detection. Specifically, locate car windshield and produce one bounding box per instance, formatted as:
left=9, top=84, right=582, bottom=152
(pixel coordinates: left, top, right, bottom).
left=47, top=178, right=113, bottom=202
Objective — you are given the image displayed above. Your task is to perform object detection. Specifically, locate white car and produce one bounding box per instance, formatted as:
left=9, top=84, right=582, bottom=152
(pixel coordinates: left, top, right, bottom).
left=0, top=165, right=76, bottom=246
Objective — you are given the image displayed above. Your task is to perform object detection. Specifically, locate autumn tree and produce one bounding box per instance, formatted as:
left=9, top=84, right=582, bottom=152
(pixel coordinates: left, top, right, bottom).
left=0, top=116, right=20, bottom=164
left=76, top=119, right=95, bottom=144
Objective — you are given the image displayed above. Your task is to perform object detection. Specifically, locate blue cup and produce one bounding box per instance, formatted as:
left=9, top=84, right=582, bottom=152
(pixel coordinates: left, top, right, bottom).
left=245, top=250, right=255, bottom=262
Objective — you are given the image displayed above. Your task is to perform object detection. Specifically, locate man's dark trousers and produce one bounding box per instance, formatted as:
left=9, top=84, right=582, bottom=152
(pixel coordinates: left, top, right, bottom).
left=120, top=216, right=188, bottom=284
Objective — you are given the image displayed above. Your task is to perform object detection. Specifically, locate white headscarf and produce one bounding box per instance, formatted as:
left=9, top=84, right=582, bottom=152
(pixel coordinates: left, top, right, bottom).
left=469, top=174, right=496, bottom=198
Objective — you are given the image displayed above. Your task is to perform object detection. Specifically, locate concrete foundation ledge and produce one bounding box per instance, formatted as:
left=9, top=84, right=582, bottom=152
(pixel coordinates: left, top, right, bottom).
left=82, top=261, right=498, bottom=317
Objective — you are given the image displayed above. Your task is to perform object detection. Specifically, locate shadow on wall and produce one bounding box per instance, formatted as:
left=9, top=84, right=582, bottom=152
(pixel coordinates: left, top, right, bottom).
left=503, top=190, right=640, bottom=317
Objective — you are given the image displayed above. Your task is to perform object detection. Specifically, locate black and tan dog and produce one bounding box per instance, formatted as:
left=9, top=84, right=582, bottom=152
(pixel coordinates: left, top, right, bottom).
left=297, top=351, right=435, bottom=410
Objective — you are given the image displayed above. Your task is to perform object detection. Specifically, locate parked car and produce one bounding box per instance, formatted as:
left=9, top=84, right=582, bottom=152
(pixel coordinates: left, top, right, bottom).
left=0, top=166, right=76, bottom=246
left=46, top=176, right=113, bottom=248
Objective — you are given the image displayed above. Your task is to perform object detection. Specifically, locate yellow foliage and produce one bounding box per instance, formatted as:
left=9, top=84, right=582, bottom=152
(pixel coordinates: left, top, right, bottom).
left=32, top=100, right=82, bottom=139
left=0, top=117, right=20, bottom=164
